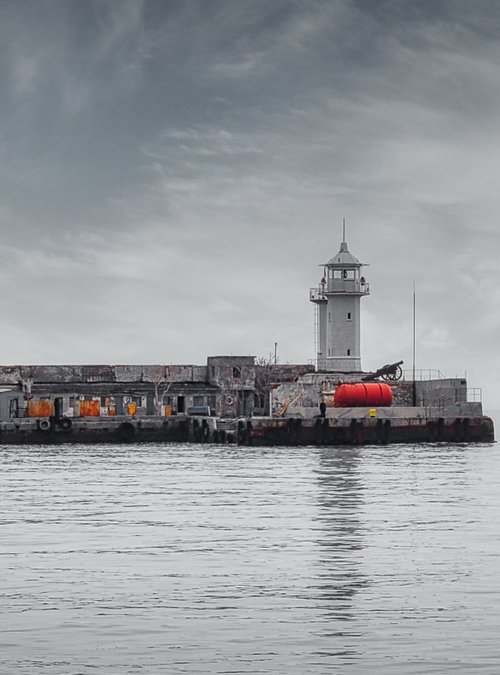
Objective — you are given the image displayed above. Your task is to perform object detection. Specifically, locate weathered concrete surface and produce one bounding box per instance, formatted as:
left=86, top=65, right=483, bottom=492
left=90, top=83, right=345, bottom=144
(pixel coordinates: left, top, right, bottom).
left=238, top=414, right=495, bottom=446
left=0, top=364, right=210, bottom=385
left=0, top=411, right=493, bottom=446
left=286, top=402, right=483, bottom=420
left=0, top=360, right=481, bottom=425
left=0, top=360, right=314, bottom=387
left=0, top=415, right=221, bottom=445
left=0, top=358, right=303, bottom=420
left=271, top=375, right=482, bottom=417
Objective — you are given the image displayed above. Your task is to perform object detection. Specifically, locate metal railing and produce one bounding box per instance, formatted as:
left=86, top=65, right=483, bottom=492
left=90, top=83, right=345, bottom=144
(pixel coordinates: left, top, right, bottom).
left=467, top=387, right=482, bottom=403
left=309, top=282, right=370, bottom=300
left=310, top=287, right=327, bottom=302
left=402, top=369, right=445, bottom=381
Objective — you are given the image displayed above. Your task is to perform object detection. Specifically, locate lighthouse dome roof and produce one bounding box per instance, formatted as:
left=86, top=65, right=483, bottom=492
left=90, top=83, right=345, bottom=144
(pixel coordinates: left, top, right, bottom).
left=325, top=241, right=363, bottom=267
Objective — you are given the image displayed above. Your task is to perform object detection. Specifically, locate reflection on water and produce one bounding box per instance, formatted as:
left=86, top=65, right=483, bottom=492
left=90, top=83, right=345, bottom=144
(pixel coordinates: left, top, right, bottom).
left=314, top=448, right=367, bottom=626
left=1, top=442, right=500, bottom=674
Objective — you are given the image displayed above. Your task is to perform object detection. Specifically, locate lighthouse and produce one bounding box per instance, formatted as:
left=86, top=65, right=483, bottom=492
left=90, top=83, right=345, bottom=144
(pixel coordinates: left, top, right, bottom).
left=310, top=230, right=369, bottom=372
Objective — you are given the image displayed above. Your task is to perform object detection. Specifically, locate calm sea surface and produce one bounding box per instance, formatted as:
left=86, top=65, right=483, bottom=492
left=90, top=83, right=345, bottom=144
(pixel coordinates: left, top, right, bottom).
left=2, top=421, right=500, bottom=674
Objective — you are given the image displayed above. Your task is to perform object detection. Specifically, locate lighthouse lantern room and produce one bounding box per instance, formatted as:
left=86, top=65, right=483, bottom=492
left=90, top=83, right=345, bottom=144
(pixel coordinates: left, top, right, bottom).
left=310, top=229, right=369, bottom=372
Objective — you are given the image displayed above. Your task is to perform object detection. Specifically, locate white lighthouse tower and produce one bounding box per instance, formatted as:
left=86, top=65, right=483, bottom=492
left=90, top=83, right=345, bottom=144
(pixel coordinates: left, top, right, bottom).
left=310, top=227, right=369, bottom=372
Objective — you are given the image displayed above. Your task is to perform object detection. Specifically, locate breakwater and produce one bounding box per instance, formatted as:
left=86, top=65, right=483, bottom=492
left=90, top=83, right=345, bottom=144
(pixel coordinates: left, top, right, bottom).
left=0, top=412, right=494, bottom=445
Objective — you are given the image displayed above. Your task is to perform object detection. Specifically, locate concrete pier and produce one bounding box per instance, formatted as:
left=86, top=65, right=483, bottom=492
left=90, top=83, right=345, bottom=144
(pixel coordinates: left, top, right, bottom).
left=0, top=411, right=493, bottom=445
left=0, top=415, right=219, bottom=445
left=238, top=414, right=494, bottom=446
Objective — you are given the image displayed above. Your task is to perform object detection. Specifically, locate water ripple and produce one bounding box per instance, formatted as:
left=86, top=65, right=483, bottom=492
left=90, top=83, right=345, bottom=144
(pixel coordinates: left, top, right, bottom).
left=1, top=442, right=500, bottom=673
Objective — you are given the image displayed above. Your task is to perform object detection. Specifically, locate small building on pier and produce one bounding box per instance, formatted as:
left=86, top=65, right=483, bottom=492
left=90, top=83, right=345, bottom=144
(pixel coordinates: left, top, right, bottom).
left=0, top=359, right=314, bottom=421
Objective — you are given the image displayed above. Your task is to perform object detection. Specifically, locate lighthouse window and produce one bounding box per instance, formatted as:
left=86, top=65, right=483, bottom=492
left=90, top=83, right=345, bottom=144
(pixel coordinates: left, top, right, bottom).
left=328, top=312, right=331, bottom=322
left=347, top=312, right=352, bottom=320
left=347, top=349, right=351, bottom=356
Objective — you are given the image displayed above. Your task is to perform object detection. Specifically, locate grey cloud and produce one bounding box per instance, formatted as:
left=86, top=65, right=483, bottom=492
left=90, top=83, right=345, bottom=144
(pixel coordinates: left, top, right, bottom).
left=0, top=0, right=499, bottom=405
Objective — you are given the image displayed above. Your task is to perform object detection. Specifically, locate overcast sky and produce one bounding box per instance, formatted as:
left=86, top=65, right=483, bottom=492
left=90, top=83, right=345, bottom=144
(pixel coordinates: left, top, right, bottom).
left=1, top=0, right=500, bottom=407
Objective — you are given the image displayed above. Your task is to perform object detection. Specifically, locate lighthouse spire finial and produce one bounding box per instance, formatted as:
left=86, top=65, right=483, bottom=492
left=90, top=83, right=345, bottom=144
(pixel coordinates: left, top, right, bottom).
left=340, top=217, right=348, bottom=252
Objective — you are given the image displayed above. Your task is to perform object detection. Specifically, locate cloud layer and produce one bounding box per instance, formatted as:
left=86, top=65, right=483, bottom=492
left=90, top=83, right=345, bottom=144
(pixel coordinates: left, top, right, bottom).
left=1, top=0, right=499, bottom=406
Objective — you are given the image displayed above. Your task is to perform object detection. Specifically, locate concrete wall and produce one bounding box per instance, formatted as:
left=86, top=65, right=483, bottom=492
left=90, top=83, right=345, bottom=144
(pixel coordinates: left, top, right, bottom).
left=207, top=356, right=257, bottom=389
left=416, top=378, right=468, bottom=407
left=289, top=405, right=430, bottom=420
left=0, top=389, right=19, bottom=419
left=272, top=375, right=480, bottom=417
left=0, top=364, right=209, bottom=385
left=0, top=357, right=264, bottom=419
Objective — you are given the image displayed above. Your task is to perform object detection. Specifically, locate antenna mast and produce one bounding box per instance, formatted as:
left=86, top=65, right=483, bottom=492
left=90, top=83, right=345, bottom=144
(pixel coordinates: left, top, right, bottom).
left=412, top=282, right=417, bottom=406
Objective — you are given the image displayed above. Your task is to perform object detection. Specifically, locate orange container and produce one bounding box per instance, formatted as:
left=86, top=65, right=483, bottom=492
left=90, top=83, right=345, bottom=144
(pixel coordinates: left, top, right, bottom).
left=28, top=400, right=55, bottom=417
left=334, top=383, right=393, bottom=408
left=80, top=400, right=101, bottom=417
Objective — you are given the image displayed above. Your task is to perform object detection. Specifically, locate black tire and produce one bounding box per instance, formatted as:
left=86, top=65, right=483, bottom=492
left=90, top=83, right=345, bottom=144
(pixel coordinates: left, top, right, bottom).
left=59, top=417, right=72, bottom=431
left=38, top=418, right=50, bottom=431
left=118, top=422, right=136, bottom=442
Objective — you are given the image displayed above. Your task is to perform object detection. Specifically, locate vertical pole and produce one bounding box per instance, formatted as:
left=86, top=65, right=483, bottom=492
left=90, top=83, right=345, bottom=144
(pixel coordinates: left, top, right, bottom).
left=274, top=342, right=278, bottom=364
left=314, top=304, right=319, bottom=370
left=412, top=282, right=417, bottom=406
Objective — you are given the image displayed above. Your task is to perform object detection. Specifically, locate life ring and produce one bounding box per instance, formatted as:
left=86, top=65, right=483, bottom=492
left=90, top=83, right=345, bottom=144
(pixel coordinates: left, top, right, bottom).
left=225, top=396, right=234, bottom=406
left=59, top=417, right=72, bottom=431
left=38, top=418, right=50, bottom=431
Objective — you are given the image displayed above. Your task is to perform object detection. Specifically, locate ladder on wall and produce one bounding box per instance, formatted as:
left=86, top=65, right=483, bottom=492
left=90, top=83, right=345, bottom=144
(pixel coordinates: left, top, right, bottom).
left=313, top=304, right=319, bottom=369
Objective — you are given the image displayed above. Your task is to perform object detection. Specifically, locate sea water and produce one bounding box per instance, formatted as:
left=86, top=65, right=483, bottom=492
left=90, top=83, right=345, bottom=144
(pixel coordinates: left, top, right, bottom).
left=1, top=426, right=500, bottom=674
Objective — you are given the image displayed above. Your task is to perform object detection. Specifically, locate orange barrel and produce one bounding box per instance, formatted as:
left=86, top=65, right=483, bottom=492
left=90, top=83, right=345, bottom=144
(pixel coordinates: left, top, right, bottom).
left=333, top=383, right=393, bottom=407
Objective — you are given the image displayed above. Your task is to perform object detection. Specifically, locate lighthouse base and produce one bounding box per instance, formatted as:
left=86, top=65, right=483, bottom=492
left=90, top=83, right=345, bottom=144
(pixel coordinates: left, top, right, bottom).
left=318, top=356, right=362, bottom=372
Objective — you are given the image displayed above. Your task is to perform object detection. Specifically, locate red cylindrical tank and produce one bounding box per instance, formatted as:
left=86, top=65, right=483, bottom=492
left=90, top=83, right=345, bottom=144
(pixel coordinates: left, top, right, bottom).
left=333, top=383, right=393, bottom=407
